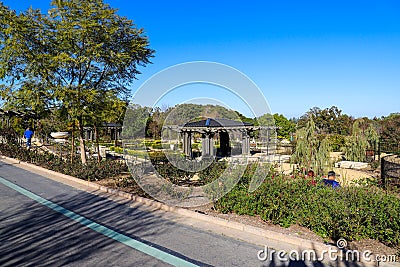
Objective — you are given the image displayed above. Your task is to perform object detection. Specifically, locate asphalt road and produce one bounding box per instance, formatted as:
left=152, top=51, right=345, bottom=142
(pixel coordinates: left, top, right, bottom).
left=0, top=161, right=269, bottom=267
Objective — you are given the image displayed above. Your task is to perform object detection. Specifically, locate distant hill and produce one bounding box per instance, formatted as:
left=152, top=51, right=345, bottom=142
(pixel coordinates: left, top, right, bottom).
left=163, top=103, right=245, bottom=125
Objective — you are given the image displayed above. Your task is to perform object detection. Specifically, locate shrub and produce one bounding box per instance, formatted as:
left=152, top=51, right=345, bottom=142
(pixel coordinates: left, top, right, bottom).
left=215, top=170, right=400, bottom=247
left=291, top=118, right=332, bottom=175
left=326, top=134, right=346, bottom=152
left=114, top=147, right=123, bottom=154
left=191, top=143, right=201, bottom=150
left=0, top=143, right=128, bottom=181
left=151, top=140, right=162, bottom=149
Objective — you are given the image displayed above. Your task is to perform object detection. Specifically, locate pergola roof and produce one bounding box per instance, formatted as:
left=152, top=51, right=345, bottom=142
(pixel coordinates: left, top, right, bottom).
left=102, top=122, right=122, bottom=128
left=164, top=118, right=277, bottom=133
left=183, top=118, right=253, bottom=128
left=0, top=108, right=38, bottom=119
left=83, top=122, right=122, bottom=130
left=178, top=118, right=259, bottom=133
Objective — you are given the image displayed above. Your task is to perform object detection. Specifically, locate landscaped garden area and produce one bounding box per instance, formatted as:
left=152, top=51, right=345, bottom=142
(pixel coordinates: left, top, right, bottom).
left=1, top=114, right=399, bottom=255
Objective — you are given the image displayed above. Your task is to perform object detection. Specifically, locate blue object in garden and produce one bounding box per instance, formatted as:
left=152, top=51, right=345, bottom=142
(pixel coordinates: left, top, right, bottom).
left=24, top=128, right=34, bottom=148
left=323, top=179, right=340, bottom=188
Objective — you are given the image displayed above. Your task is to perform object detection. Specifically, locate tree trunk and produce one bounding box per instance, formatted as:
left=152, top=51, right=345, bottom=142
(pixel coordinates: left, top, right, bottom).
left=70, top=121, right=75, bottom=164
left=78, top=118, right=87, bottom=164
left=94, top=124, right=101, bottom=163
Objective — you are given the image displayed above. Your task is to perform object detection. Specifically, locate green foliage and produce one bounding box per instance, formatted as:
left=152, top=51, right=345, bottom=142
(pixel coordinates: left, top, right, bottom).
left=342, top=119, right=375, bottom=162
left=315, top=138, right=331, bottom=173
left=167, top=104, right=241, bottom=124
left=365, top=123, right=379, bottom=147
left=191, top=143, right=201, bottom=150
left=292, top=118, right=331, bottom=175
left=257, top=113, right=275, bottom=127
left=273, top=113, right=295, bottom=140
left=298, top=106, right=353, bottom=135
left=113, top=146, right=123, bottom=154
left=235, top=111, right=257, bottom=125
left=122, top=105, right=151, bottom=139
left=0, top=142, right=128, bottom=181
left=379, top=113, right=400, bottom=154
left=0, top=1, right=154, bottom=163
left=215, top=171, right=400, bottom=246
left=147, top=151, right=228, bottom=185
left=325, top=134, right=346, bottom=152
left=0, top=126, right=20, bottom=144
left=151, top=140, right=162, bottom=149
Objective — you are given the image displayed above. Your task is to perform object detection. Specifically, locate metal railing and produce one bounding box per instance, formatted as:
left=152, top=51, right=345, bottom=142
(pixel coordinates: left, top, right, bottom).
left=381, top=154, right=400, bottom=190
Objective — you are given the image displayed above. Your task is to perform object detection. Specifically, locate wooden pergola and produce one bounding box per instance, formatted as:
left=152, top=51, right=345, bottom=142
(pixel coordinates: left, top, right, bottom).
left=83, top=122, right=122, bottom=143
left=178, top=118, right=274, bottom=158
left=0, top=108, right=39, bottom=128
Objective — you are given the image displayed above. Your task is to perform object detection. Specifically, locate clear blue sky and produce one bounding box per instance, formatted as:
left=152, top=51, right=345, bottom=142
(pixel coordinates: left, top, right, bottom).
left=2, top=0, right=400, bottom=119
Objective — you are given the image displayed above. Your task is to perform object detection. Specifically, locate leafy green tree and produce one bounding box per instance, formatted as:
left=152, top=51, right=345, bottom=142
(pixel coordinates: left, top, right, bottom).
left=379, top=113, right=400, bottom=153
left=325, top=133, right=346, bottom=152
left=273, top=113, right=295, bottom=140
left=257, top=113, right=274, bottom=126
left=364, top=123, right=379, bottom=149
left=298, top=106, right=353, bottom=135
left=0, top=0, right=154, bottom=163
left=292, top=118, right=331, bottom=175
left=122, top=104, right=151, bottom=140
left=84, top=91, right=128, bottom=162
left=342, top=119, right=379, bottom=162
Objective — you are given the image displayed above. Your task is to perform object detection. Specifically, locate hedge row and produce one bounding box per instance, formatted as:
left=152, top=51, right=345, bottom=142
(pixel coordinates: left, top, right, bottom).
left=0, top=143, right=128, bottom=181
left=216, top=170, right=400, bottom=247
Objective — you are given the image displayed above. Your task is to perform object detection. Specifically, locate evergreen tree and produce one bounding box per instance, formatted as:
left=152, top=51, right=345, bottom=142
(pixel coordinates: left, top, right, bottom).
left=342, top=119, right=379, bottom=162
left=292, top=118, right=331, bottom=175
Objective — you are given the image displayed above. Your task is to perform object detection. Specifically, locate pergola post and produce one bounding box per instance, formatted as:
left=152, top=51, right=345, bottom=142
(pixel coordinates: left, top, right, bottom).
left=201, top=132, right=214, bottom=157
left=242, top=131, right=251, bottom=155
left=183, top=131, right=192, bottom=158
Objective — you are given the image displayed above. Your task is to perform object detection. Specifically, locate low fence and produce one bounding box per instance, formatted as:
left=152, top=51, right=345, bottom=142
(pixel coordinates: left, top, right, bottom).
left=362, top=139, right=399, bottom=162
left=379, top=139, right=400, bottom=155
left=381, top=154, right=400, bottom=189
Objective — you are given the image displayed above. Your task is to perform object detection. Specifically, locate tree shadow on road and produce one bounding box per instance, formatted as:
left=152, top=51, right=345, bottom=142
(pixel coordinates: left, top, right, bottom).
left=0, top=186, right=208, bottom=266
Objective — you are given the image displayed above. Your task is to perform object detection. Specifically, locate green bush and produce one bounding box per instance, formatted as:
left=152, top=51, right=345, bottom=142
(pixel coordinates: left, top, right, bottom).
left=191, top=143, right=201, bottom=150
left=215, top=170, right=400, bottom=247
left=0, top=143, right=129, bottom=181
left=126, top=149, right=147, bottom=158
left=147, top=151, right=227, bottom=185
left=109, top=146, right=124, bottom=154
left=114, top=147, right=123, bottom=154
left=151, top=140, right=162, bottom=149
left=326, top=134, right=346, bottom=152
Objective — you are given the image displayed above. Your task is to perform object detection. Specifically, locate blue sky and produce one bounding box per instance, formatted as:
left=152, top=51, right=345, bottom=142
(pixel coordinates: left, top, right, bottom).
left=2, top=0, right=400, bottom=119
